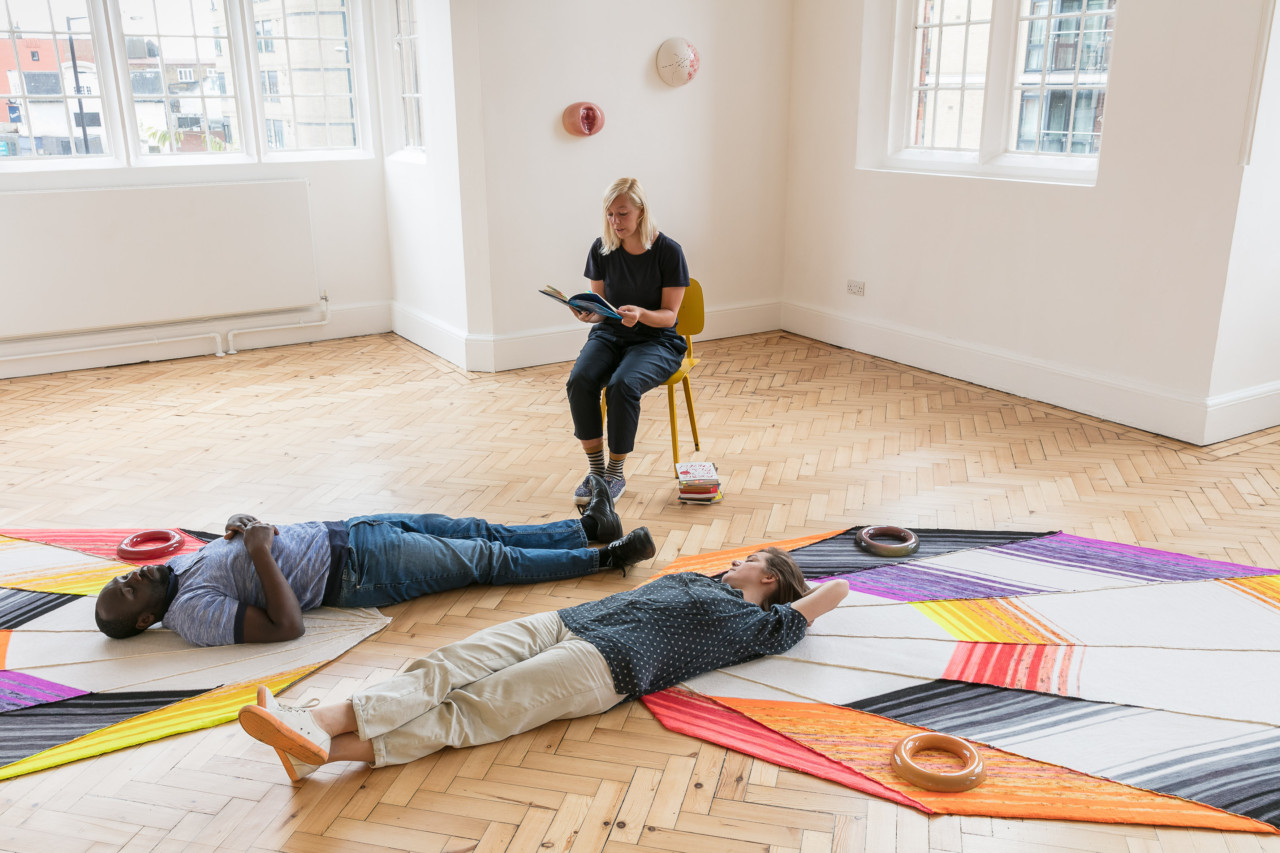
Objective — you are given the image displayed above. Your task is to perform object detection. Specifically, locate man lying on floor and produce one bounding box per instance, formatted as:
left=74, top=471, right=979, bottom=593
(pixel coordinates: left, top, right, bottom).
left=94, top=475, right=653, bottom=647
left=237, top=548, right=851, bottom=780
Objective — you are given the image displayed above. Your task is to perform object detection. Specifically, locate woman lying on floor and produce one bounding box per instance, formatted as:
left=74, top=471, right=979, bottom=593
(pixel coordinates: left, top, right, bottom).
left=238, top=547, right=850, bottom=780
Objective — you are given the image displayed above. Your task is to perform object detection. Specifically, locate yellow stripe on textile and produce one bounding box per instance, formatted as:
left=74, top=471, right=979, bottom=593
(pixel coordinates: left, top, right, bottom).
left=646, top=530, right=847, bottom=583
left=1219, top=575, right=1280, bottom=611
left=0, top=664, right=319, bottom=781
left=913, top=598, right=1069, bottom=645
left=0, top=536, right=127, bottom=596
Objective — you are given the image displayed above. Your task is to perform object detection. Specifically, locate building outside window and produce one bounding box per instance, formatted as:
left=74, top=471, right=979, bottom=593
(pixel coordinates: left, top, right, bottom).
left=249, top=3, right=359, bottom=150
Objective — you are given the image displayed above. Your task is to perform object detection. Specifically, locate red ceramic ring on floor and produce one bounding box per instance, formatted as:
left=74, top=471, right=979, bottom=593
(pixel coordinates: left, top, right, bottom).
left=117, top=529, right=184, bottom=561
left=855, top=524, right=920, bottom=557
left=891, top=732, right=987, bottom=792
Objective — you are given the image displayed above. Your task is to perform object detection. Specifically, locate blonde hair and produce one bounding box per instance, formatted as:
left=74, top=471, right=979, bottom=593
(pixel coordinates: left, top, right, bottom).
left=600, top=177, right=659, bottom=255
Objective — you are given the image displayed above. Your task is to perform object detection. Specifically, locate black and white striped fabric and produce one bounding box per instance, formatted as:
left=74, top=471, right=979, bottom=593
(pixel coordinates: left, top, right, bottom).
left=791, top=528, right=1054, bottom=578
left=0, top=690, right=203, bottom=765
left=0, top=588, right=80, bottom=630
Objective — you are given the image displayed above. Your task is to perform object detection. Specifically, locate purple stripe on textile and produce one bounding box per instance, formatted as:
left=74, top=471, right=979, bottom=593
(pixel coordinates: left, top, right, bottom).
left=0, top=671, right=87, bottom=711
left=820, top=566, right=1051, bottom=602
left=997, top=533, right=1268, bottom=582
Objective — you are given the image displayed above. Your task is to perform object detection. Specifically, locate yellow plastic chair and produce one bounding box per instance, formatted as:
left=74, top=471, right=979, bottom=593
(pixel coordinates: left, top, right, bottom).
left=601, top=277, right=705, bottom=475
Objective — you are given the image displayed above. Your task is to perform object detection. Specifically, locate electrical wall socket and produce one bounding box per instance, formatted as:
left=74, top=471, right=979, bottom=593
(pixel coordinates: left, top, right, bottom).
left=846, top=279, right=865, bottom=296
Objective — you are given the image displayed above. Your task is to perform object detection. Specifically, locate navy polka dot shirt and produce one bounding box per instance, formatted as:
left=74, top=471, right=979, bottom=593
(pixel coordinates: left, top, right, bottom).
left=558, top=572, right=808, bottom=699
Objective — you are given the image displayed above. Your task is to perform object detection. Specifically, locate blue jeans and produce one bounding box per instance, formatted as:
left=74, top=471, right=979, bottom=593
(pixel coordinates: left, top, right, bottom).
left=334, top=514, right=600, bottom=607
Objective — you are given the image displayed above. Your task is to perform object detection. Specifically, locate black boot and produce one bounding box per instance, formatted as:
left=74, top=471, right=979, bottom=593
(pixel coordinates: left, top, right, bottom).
left=580, top=474, right=622, bottom=543
left=600, top=527, right=655, bottom=576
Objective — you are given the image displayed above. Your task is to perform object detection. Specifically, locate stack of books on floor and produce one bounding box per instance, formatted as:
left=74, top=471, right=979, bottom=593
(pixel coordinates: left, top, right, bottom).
left=676, top=461, right=723, bottom=504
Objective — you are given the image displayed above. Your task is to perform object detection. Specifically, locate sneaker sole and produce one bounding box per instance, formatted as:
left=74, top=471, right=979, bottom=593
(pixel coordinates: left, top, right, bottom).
left=238, top=704, right=329, bottom=765
left=257, top=687, right=316, bottom=782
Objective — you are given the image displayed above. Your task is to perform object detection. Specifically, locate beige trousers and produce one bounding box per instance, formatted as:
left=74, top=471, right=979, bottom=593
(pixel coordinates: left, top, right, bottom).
left=351, top=611, right=626, bottom=767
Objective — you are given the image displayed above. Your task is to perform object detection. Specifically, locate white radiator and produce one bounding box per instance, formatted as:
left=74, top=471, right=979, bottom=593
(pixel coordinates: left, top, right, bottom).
left=0, top=180, right=319, bottom=341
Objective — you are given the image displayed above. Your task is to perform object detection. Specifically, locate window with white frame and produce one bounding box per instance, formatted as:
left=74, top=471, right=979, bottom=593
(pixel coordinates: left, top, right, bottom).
left=910, top=0, right=992, bottom=150
left=1011, top=0, right=1114, bottom=154
left=886, top=0, right=1116, bottom=177
left=119, top=0, right=239, bottom=155
left=1, top=0, right=364, bottom=163
left=249, top=3, right=358, bottom=150
left=0, top=0, right=106, bottom=157
left=393, top=0, right=423, bottom=149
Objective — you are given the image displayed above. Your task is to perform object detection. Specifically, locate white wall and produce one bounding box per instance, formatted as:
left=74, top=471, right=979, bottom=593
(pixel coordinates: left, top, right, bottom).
left=382, top=0, right=473, bottom=368
left=782, top=0, right=1270, bottom=444
left=396, top=0, right=795, bottom=372
left=1210, top=2, right=1280, bottom=440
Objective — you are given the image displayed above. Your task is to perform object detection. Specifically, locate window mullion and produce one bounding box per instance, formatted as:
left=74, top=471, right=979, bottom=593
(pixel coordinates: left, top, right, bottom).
left=979, top=0, right=1016, bottom=161
left=228, top=0, right=264, bottom=160
left=100, top=0, right=140, bottom=164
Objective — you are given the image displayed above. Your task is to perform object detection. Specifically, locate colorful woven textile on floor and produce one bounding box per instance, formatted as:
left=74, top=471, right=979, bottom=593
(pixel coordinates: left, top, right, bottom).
left=642, top=527, right=1280, bottom=834
left=0, top=530, right=389, bottom=779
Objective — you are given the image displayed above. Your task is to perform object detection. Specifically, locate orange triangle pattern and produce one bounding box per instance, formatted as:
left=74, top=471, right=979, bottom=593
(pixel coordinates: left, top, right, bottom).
left=715, top=697, right=1276, bottom=834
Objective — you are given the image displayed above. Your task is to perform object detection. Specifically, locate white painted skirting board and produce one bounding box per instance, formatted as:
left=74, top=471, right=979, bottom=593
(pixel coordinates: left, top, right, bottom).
left=0, top=301, right=391, bottom=381
left=781, top=301, right=1280, bottom=446
left=393, top=299, right=783, bottom=374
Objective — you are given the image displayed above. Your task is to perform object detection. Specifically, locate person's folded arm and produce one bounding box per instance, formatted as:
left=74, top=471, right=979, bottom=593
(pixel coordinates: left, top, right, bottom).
left=791, top=579, right=850, bottom=627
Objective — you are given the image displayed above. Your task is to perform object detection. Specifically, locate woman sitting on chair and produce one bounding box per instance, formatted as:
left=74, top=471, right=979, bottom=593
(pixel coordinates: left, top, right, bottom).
left=565, top=177, right=689, bottom=505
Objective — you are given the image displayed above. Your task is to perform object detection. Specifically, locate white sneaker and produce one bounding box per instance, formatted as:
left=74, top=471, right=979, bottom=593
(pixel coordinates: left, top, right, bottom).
left=254, top=686, right=320, bottom=782
left=240, top=685, right=330, bottom=771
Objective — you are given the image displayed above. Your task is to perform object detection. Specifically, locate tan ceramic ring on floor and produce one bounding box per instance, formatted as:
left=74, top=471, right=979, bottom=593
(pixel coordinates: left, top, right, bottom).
left=891, top=732, right=987, bottom=792
left=855, top=525, right=920, bottom=557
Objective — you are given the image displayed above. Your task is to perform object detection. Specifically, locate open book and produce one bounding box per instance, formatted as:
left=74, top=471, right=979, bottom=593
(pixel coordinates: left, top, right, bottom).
left=539, top=285, right=622, bottom=320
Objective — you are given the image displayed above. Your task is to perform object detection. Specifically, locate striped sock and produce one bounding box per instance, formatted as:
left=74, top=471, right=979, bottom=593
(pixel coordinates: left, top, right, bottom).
left=586, top=448, right=605, bottom=478
left=606, top=455, right=626, bottom=480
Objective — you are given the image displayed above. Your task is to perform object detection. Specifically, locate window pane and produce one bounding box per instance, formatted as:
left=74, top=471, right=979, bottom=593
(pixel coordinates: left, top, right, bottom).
left=913, top=26, right=939, bottom=88
left=938, top=24, right=966, bottom=82
left=965, top=22, right=989, bottom=86
left=1013, top=91, right=1040, bottom=151
left=960, top=90, right=984, bottom=148
left=934, top=88, right=962, bottom=148
left=1071, top=89, right=1104, bottom=153
left=914, top=88, right=936, bottom=146
left=940, top=0, right=968, bottom=24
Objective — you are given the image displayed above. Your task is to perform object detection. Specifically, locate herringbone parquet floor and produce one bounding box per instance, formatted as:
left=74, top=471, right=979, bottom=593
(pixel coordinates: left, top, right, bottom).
left=2, top=331, right=1279, bottom=853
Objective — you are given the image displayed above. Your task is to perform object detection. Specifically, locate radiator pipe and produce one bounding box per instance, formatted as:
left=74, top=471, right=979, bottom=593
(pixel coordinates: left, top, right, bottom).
left=0, top=331, right=225, bottom=364
left=226, top=292, right=331, bottom=354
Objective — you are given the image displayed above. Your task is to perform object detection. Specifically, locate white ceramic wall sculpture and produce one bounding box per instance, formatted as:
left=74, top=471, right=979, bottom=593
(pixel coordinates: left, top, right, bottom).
left=656, top=37, right=699, bottom=87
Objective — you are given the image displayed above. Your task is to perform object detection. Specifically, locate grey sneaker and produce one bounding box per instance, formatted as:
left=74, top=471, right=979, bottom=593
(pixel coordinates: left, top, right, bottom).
left=573, top=474, right=598, bottom=506
left=605, top=475, right=626, bottom=501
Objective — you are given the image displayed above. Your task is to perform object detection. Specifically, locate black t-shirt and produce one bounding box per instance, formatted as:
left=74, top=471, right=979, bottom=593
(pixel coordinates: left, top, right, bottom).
left=557, top=572, right=808, bottom=699
left=584, top=233, right=689, bottom=342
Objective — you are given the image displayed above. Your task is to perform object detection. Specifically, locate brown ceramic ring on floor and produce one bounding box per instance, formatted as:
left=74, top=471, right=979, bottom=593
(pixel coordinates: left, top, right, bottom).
left=855, top=525, right=920, bottom=557
left=891, top=732, right=987, bottom=792
left=117, top=529, right=184, bottom=561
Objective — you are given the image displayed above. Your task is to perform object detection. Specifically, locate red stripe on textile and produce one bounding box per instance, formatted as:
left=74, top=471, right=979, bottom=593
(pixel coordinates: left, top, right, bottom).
left=0, top=529, right=207, bottom=564
left=642, top=688, right=930, bottom=812
left=945, top=643, right=1076, bottom=696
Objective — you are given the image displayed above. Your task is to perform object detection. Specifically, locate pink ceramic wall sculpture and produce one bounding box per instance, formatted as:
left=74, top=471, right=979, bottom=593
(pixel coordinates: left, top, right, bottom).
left=563, top=102, right=605, bottom=137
